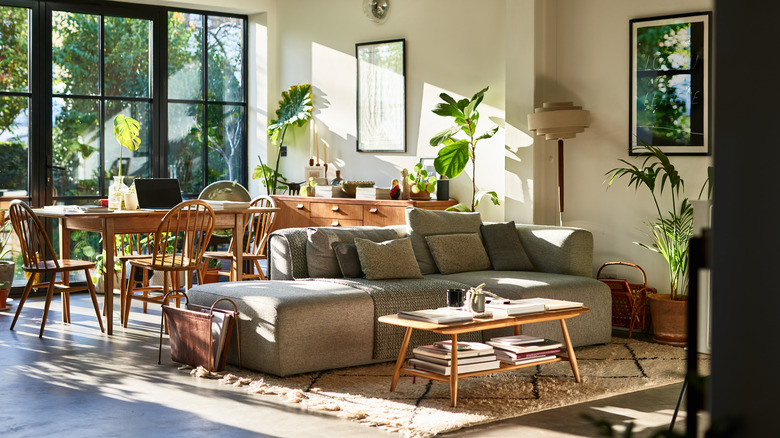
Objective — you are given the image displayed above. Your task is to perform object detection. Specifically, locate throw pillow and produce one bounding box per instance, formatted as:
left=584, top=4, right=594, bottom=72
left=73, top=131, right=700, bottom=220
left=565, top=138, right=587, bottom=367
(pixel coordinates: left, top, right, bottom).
left=405, top=207, right=483, bottom=275
left=331, top=241, right=363, bottom=278
left=480, top=221, right=535, bottom=271
left=306, top=227, right=400, bottom=278
left=354, top=237, right=423, bottom=280
left=425, top=233, right=492, bottom=274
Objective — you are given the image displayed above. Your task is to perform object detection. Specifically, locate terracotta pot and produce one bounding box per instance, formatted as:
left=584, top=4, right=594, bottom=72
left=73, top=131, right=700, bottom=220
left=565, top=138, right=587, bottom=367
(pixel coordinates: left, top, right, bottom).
left=0, top=261, right=14, bottom=310
left=648, top=293, right=687, bottom=347
left=409, top=188, right=431, bottom=200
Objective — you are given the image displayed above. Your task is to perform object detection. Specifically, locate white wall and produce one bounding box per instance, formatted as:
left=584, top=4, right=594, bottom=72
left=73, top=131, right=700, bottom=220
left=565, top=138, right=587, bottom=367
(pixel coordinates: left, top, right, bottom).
left=548, top=0, right=713, bottom=287
left=270, top=0, right=508, bottom=221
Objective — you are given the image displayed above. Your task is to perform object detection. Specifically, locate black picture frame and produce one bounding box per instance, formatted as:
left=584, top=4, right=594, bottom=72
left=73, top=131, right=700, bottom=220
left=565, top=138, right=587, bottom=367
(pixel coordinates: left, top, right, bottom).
left=629, top=12, right=712, bottom=156
left=356, top=39, right=406, bottom=152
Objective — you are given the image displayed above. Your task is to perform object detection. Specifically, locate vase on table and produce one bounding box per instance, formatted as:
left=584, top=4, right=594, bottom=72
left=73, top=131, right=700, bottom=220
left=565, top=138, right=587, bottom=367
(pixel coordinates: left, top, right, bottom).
left=108, top=176, right=128, bottom=210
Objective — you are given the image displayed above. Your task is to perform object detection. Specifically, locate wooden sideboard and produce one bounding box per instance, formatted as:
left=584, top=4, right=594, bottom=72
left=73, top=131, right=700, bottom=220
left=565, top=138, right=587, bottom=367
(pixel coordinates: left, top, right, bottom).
left=269, top=195, right=457, bottom=230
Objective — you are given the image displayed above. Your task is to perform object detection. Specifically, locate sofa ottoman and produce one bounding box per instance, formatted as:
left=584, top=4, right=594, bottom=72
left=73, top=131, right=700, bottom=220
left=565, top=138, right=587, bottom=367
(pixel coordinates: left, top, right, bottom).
left=186, top=280, right=377, bottom=376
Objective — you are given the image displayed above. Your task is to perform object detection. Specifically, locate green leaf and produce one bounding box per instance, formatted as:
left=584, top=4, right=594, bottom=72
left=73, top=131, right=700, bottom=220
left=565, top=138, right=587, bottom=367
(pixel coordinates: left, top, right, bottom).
left=113, top=115, right=141, bottom=151
left=476, top=125, right=499, bottom=141
left=445, top=202, right=473, bottom=212
left=434, top=139, right=470, bottom=178
left=432, top=102, right=463, bottom=118
left=429, top=125, right=461, bottom=146
left=471, top=86, right=488, bottom=108
left=268, top=83, right=313, bottom=141
left=474, top=190, right=500, bottom=209
left=439, top=92, right=459, bottom=107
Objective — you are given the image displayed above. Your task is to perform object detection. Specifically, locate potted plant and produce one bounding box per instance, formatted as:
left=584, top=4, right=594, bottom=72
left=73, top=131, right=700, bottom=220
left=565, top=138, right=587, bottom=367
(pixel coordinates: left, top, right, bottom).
left=202, top=258, right=222, bottom=284
left=253, top=83, right=313, bottom=195
left=0, top=209, right=14, bottom=310
left=606, top=145, right=711, bottom=345
left=405, top=162, right=437, bottom=200
left=306, top=177, right=317, bottom=197
left=429, top=86, right=501, bottom=212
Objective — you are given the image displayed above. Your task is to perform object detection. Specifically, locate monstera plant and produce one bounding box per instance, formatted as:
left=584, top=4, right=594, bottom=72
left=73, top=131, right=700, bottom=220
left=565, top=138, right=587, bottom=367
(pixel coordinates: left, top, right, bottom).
left=113, top=114, right=141, bottom=177
left=430, top=86, right=501, bottom=212
left=254, top=83, right=313, bottom=194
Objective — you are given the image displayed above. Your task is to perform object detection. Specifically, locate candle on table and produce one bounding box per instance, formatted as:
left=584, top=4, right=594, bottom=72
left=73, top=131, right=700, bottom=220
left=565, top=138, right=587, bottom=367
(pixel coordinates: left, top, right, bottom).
left=315, top=123, right=319, bottom=165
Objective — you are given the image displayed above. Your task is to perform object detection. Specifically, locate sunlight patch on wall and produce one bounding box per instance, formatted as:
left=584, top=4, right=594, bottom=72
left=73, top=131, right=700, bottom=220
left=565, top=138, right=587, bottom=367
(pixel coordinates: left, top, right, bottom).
left=312, top=42, right=356, bottom=142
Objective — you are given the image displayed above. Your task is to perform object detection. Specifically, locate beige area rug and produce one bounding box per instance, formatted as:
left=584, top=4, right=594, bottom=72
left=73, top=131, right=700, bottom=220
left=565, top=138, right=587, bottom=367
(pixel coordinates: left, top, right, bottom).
left=188, top=337, right=709, bottom=437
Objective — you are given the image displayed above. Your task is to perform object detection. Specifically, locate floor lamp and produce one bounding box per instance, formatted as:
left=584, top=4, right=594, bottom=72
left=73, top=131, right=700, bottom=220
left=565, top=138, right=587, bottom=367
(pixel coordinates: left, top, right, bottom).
left=527, top=102, right=590, bottom=220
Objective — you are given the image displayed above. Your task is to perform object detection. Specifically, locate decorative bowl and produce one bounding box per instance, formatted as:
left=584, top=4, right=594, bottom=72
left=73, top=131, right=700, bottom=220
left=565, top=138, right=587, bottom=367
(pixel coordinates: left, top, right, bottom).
left=340, top=180, right=374, bottom=197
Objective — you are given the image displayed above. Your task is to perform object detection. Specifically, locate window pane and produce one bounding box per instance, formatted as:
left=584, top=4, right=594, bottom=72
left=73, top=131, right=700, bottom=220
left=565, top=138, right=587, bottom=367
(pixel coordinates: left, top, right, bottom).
left=168, top=12, right=203, bottom=100
left=105, top=100, right=151, bottom=187
left=0, top=6, right=30, bottom=93
left=0, top=96, right=29, bottom=196
left=207, top=15, right=243, bottom=102
left=52, top=11, right=99, bottom=96
left=105, top=16, right=151, bottom=98
left=52, top=97, right=99, bottom=197
left=168, top=102, right=203, bottom=194
left=207, top=104, right=244, bottom=184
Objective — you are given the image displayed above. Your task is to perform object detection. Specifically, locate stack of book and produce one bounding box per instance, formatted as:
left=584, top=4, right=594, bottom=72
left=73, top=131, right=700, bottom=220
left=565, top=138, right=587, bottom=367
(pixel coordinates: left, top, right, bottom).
left=314, top=185, right=345, bottom=198
left=355, top=187, right=391, bottom=200
left=397, top=308, right=473, bottom=324
left=409, top=341, right=500, bottom=375
left=486, top=335, right=563, bottom=365
left=484, top=299, right=546, bottom=317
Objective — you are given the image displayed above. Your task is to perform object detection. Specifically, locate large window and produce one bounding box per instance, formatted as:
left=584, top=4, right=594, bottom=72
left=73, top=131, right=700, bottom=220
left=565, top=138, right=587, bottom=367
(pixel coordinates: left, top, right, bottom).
left=0, top=1, right=247, bottom=287
left=0, top=5, right=30, bottom=198
left=167, top=12, right=246, bottom=195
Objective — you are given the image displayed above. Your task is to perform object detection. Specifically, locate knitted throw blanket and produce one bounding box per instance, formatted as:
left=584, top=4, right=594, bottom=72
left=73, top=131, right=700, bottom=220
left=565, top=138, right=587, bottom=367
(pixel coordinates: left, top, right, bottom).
left=309, top=277, right=481, bottom=360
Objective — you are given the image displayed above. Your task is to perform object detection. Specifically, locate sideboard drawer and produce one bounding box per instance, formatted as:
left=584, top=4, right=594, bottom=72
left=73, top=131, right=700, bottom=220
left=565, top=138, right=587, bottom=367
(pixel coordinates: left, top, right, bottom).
left=310, top=217, right=363, bottom=227
left=273, top=200, right=310, bottom=231
left=363, top=205, right=406, bottom=227
left=310, top=202, right=363, bottom=220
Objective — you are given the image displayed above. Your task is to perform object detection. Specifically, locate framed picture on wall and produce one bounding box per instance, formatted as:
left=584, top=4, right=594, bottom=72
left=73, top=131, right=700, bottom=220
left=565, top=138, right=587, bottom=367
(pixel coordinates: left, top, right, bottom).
left=356, top=39, right=406, bottom=152
left=629, top=12, right=712, bottom=155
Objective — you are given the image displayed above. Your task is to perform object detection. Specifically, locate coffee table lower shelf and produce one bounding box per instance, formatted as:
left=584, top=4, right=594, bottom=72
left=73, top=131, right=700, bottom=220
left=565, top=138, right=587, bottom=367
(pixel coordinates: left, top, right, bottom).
left=379, top=307, right=589, bottom=407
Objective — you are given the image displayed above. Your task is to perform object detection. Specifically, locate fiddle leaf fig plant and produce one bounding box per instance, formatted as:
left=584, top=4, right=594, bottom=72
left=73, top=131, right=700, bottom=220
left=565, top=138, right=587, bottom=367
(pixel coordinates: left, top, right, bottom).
left=255, top=83, right=313, bottom=194
left=430, top=86, right=500, bottom=212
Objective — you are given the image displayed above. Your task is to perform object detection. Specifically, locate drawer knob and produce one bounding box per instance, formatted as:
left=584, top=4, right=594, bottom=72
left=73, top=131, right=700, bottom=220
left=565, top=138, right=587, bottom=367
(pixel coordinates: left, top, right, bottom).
left=296, top=204, right=304, bottom=209
left=331, top=206, right=340, bottom=212
left=369, top=208, right=378, bottom=214
left=331, top=221, right=340, bottom=226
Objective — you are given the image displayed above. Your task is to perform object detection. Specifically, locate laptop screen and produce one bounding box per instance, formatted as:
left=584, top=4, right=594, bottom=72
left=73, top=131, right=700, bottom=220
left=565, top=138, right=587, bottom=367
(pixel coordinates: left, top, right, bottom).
left=134, top=178, right=183, bottom=210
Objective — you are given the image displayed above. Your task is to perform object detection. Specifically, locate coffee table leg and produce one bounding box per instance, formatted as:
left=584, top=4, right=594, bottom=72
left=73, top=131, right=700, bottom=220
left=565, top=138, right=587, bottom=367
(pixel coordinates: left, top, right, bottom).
left=560, top=319, right=581, bottom=382
left=391, top=327, right=413, bottom=391
left=450, top=333, right=458, bottom=407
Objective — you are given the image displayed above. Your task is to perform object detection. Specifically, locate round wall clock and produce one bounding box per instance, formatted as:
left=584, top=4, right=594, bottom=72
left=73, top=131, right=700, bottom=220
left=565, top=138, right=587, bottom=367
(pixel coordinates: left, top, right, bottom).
left=363, top=0, right=390, bottom=23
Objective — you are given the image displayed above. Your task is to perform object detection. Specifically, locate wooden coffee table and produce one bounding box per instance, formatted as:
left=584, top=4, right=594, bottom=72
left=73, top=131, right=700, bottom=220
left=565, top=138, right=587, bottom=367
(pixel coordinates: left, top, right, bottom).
left=378, top=307, right=590, bottom=407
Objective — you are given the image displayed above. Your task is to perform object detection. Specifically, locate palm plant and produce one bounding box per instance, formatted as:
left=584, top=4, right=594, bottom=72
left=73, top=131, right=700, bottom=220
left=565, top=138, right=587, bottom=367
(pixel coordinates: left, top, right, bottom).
left=254, top=84, right=312, bottom=194
left=606, top=145, right=707, bottom=300
left=429, top=86, right=500, bottom=212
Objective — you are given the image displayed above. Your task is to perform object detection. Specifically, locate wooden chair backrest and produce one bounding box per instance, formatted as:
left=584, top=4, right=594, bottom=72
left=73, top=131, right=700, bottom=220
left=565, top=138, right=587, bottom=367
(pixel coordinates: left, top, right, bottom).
left=152, top=200, right=215, bottom=269
left=229, top=195, right=276, bottom=256
left=114, top=233, right=155, bottom=257
left=8, top=200, right=59, bottom=269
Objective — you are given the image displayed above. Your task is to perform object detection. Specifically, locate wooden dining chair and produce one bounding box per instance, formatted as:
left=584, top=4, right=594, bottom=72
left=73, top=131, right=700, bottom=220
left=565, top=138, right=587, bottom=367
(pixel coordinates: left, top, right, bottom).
left=7, top=200, right=104, bottom=338
left=114, top=232, right=162, bottom=325
left=123, top=200, right=215, bottom=328
left=202, top=196, right=277, bottom=281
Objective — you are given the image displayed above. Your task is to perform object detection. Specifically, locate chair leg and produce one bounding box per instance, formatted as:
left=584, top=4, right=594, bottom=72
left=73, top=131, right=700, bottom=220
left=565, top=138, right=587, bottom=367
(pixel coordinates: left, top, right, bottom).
left=62, top=292, right=71, bottom=324
left=120, top=262, right=127, bottom=325
left=85, top=270, right=105, bottom=333
left=39, top=280, right=57, bottom=338
left=10, top=276, right=36, bottom=331
left=124, top=266, right=136, bottom=328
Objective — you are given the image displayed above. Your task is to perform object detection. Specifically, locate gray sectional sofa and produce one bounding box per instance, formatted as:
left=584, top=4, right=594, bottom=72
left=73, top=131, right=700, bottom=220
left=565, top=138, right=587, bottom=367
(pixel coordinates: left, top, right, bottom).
left=187, top=208, right=611, bottom=376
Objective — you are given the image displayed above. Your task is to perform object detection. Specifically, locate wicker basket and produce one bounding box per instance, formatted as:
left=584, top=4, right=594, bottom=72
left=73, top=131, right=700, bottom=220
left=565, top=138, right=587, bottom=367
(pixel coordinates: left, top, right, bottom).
left=597, top=262, right=656, bottom=337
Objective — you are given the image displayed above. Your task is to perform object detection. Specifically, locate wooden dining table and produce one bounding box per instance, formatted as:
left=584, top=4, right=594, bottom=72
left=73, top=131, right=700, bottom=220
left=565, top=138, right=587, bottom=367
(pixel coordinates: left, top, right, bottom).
left=35, top=206, right=278, bottom=335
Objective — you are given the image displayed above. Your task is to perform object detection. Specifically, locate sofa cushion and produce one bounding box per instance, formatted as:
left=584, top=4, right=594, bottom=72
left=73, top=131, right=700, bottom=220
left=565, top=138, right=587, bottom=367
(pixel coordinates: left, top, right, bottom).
left=425, top=233, right=491, bottom=274
left=306, top=227, right=400, bottom=278
left=481, top=221, right=535, bottom=271
left=406, top=207, right=482, bottom=275
left=331, top=241, right=362, bottom=278
left=354, top=237, right=423, bottom=280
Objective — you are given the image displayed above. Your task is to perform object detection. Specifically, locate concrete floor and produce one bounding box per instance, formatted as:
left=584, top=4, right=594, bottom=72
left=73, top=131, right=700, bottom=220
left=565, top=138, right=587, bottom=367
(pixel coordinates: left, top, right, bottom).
left=0, top=293, right=699, bottom=438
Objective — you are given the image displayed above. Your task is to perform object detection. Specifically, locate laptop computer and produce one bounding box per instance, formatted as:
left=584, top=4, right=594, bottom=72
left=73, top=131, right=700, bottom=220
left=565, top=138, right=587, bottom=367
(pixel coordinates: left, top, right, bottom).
left=134, top=178, right=183, bottom=210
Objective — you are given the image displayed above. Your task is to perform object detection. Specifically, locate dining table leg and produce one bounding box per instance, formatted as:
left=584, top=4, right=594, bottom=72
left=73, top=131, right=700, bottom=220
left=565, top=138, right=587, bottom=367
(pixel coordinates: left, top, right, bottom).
left=232, top=213, right=244, bottom=280
left=102, top=218, right=115, bottom=335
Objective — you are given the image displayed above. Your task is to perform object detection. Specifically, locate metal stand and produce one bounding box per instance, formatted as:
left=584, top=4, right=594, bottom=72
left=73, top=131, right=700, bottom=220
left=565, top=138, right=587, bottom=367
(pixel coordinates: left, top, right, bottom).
left=669, top=376, right=688, bottom=432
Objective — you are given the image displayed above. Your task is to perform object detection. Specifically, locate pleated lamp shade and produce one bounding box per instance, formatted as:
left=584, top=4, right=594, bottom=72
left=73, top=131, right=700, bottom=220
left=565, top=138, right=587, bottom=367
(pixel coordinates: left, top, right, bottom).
left=527, top=102, right=590, bottom=140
